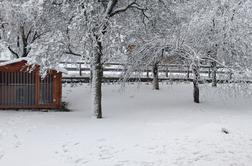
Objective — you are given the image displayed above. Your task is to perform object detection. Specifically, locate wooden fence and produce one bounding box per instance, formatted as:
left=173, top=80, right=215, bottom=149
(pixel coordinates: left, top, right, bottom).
left=60, top=62, right=234, bottom=84
left=0, top=60, right=235, bottom=83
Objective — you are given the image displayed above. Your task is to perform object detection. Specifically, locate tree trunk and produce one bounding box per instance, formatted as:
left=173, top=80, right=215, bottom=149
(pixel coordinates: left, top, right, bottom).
left=192, top=64, right=200, bottom=103
left=193, top=80, right=199, bottom=103
left=211, top=61, right=217, bottom=87
left=91, top=40, right=103, bottom=119
left=152, top=63, right=159, bottom=90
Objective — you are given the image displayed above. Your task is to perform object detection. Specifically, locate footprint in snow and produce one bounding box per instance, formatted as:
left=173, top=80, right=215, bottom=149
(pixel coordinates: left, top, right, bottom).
left=97, top=138, right=106, bottom=142
left=148, top=146, right=158, bottom=150
left=75, top=158, right=84, bottom=163
left=73, top=142, right=80, bottom=146
left=0, top=147, right=4, bottom=160
left=221, top=128, right=230, bottom=134
left=134, top=144, right=139, bottom=147
left=13, top=134, right=22, bottom=148
left=192, top=151, right=200, bottom=155
left=114, top=160, right=130, bottom=166
left=98, top=146, right=118, bottom=160
left=0, top=154, right=4, bottom=160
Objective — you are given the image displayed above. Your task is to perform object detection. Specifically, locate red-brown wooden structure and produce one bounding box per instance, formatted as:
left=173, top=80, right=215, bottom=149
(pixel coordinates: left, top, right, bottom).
left=0, top=59, right=63, bottom=109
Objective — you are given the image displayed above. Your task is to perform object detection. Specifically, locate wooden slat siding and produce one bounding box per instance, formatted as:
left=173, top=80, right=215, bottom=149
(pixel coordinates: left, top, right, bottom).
left=45, top=75, right=47, bottom=103
left=32, top=71, right=35, bottom=105
left=1, top=72, right=2, bottom=104
left=58, top=72, right=62, bottom=108
left=25, top=72, right=27, bottom=105
left=7, top=72, right=9, bottom=105
left=18, top=72, right=21, bottom=106
left=52, top=71, right=62, bottom=108
left=41, top=72, right=53, bottom=105
left=49, top=74, right=52, bottom=103
left=6, top=72, right=8, bottom=105
left=47, top=74, right=50, bottom=103
left=28, top=72, right=32, bottom=105
left=13, top=72, right=15, bottom=106
left=0, top=73, right=1, bottom=105
left=4, top=72, right=7, bottom=105
left=12, top=72, right=14, bottom=106
left=35, top=68, right=40, bottom=106
left=0, top=60, right=63, bottom=110
left=15, top=72, right=18, bottom=106
left=3, top=72, right=5, bottom=105
left=44, top=75, right=47, bottom=103
left=28, top=72, right=30, bottom=105
left=10, top=72, right=13, bottom=105
left=50, top=74, right=53, bottom=103
left=15, top=72, right=18, bottom=105
left=4, top=72, right=6, bottom=105
left=52, top=72, right=56, bottom=107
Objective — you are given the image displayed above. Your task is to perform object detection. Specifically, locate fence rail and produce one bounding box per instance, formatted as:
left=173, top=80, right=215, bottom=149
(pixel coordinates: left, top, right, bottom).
left=60, top=62, right=234, bottom=83
left=0, top=60, right=238, bottom=83
left=0, top=60, right=233, bottom=83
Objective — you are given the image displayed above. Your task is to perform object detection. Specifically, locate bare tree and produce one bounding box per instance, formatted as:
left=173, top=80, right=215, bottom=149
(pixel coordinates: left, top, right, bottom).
left=65, top=0, right=148, bottom=118
left=0, top=0, right=66, bottom=59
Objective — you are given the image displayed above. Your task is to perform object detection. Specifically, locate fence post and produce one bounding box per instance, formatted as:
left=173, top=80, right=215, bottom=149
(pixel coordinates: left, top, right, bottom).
left=229, top=70, right=233, bottom=80
left=79, top=63, right=82, bottom=76
left=187, top=65, right=190, bottom=79
left=208, top=68, right=211, bottom=78
left=211, top=61, right=217, bottom=87
left=90, top=64, right=93, bottom=84
left=165, top=67, right=169, bottom=77
left=146, top=67, right=149, bottom=78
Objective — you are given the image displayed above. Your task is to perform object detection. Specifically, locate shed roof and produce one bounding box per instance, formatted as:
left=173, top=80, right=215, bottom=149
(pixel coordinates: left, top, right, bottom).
left=0, top=57, right=68, bottom=74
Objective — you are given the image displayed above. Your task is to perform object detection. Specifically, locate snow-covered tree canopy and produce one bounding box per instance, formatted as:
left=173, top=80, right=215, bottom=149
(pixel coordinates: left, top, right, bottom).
left=123, top=0, right=252, bottom=81
left=181, top=0, right=252, bottom=80
left=1, top=0, right=250, bottom=70
left=0, top=0, right=67, bottom=59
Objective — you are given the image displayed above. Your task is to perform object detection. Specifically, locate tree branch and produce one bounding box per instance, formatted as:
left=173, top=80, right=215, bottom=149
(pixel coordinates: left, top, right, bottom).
left=105, top=0, right=118, bottom=16
left=31, top=31, right=48, bottom=43
left=64, top=46, right=82, bottom=57
left=8, top=46, right=19, bottom=58
left=110, top=1, right=148, bottom=18
left=26, top=26, right=33, bottom=40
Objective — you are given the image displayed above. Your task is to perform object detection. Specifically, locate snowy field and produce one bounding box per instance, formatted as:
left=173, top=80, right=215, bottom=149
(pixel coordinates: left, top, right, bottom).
left=0, top=83, right=252, bottom=166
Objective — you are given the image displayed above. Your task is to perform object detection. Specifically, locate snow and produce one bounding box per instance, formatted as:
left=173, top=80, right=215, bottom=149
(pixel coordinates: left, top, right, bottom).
left=0, top=83, right=252, bottom=166
left=0, top=57, right=27, bottom=67
left=0, top=49, right=12, bottom=60
left=0, top=58, right=68, bottom=74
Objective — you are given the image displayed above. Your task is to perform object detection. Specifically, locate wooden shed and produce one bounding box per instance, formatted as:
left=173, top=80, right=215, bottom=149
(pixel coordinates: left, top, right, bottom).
left=0, top=58, right=65, bottom=109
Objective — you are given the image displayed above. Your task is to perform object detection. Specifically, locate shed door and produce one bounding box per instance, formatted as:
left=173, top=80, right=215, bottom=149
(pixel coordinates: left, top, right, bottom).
left=0, top=71, right=35, bottom=106
left=40, top=75, right=53, bottom=104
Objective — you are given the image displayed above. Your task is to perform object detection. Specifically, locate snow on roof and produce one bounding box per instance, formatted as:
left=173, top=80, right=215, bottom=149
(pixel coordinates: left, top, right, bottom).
left=0, top=57, right=27, bottom=67
left=0, top=57, right=68, bottom=74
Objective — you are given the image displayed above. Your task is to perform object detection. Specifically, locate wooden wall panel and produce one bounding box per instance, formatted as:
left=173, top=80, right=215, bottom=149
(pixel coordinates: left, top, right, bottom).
left=0, top=61, right=62, bottom=110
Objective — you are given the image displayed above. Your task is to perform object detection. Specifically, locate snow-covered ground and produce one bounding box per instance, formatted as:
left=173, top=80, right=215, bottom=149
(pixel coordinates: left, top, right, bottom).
left=0, top=83, right=252, bottom=166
